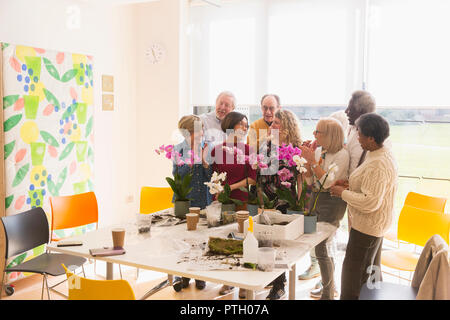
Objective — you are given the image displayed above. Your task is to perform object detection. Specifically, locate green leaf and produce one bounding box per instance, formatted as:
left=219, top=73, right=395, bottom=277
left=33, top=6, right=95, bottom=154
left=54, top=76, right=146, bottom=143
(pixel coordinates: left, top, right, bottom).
left=59, top=142, right=75, bottom=161
left=33, top=244, right=45, bottom=256
left=5, top=195, right=14, bottom=209
left=40, top=131, right=59, bottom=147
left=6, top=253, right=27, bottom=269
left=4, top=114, right=22, bottom=132
left=1, top=43, right=10, bottom=50
left=231, top=198, right=244, bottom=206
left=4, top=141, right=15, bottom=160
left=43, top=88, right=60, bottom=109
left=56, top=167, right=68, bottom=190
left=3, top=95, right=19, bottom=109
left=12, top=163, right=29, bottom=187
left=88, top=147, right=94, bottom=164
left=47, top=179, right=59, bottom=196
left=85, top=116, right=93, bottom=138
left=61, top=68, right=78, bottom=82
left=43, top=57, right=60, bottom=80
left=61, top=103, right=77, bottom=121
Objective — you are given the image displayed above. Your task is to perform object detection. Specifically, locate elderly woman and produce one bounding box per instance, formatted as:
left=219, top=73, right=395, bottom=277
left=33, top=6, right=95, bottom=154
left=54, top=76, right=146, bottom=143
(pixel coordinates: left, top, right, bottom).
left=300, top=117, right=350, bottom=300
left=259, top=109, right=303, bottom=300
left=171, top=115, right=211, bottom=292
left=330, top=113, right=397, bottom=300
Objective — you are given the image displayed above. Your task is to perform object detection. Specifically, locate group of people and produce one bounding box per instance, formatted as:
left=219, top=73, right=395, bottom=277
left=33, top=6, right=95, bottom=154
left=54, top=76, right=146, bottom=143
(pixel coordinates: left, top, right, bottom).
left=168, top=90, right=398, bottom=300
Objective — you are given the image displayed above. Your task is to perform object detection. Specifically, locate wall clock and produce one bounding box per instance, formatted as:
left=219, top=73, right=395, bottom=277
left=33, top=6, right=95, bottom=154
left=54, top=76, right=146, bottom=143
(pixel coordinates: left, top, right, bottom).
left=145, top=43, right=165, bottom=64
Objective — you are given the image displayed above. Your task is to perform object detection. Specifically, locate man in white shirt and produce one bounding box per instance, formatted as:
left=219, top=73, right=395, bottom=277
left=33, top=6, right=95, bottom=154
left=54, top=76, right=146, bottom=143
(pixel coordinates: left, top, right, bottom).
left=345, top=90, right=376, bottom=176
left=200, top=91, right=236, bottom=147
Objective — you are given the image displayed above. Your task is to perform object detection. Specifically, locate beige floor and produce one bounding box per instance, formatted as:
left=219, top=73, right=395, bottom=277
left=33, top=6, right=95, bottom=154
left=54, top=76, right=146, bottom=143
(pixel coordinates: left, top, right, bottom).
left=1, top=229, right=409, bottom=300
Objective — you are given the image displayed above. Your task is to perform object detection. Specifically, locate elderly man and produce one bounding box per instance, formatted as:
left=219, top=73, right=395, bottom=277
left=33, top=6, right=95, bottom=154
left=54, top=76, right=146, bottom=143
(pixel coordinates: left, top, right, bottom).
left=345, top=90, right=376, bottom=176
left=200, top=91, right=236, bottom=147
left=247, top=94, right=281, bottom=151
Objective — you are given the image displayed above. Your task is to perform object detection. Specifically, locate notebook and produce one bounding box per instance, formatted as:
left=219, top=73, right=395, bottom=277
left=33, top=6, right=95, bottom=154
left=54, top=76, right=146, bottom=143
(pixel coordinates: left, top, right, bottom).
left=89, top=247, right=126, bottom=257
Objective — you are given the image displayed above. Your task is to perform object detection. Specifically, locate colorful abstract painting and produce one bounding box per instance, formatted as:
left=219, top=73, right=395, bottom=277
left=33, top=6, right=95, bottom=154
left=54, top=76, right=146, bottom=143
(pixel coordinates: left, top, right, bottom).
left=1, top=43, right=95, bottom=283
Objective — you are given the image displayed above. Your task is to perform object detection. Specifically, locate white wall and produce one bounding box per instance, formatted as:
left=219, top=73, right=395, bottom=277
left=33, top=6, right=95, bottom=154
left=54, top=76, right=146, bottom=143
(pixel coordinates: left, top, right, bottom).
left=0, top=0, right=139, bottom=226
left=135, top=0, right=190, bottom=189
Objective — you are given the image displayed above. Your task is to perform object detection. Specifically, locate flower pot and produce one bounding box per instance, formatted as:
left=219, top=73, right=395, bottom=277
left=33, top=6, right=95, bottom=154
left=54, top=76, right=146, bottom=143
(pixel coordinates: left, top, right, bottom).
left=303, top=214, right=317, bottom=234
left=174, top=200, right=190, bottom=219
left=221, top=203, right=236, bottom=213
left=247, top=203, right=259, bottom=217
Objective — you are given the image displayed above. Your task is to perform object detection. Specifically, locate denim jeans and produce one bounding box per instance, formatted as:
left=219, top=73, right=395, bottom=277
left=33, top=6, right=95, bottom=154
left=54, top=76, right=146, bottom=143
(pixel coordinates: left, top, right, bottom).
left=312, top=192, right=347, bottom=299
left=340, top=228, right=384, bottom=300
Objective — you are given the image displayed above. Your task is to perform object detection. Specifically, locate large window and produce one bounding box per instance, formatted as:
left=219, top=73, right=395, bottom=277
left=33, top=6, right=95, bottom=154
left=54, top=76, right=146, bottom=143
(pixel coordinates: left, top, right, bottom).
left=189, top=0, right=450, bottom=223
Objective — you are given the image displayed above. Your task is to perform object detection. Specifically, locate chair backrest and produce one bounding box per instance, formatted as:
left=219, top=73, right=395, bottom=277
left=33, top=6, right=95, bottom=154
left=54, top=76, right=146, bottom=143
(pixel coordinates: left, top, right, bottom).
left=62, top=264, right=135, bottom=300
left=404, top=192, right=447, bottom=213
left=1, top=207, right=49, bottom=259
left=50, top=192, right=98, bottom=233
left=139, top=186, right=173, bottom=214
left=398, top=205, right=450, bottom=246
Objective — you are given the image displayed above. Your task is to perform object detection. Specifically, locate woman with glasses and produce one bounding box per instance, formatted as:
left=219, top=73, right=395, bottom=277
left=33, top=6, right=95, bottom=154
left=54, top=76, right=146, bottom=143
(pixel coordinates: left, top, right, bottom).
left=300, top=117, right=350, bottom=300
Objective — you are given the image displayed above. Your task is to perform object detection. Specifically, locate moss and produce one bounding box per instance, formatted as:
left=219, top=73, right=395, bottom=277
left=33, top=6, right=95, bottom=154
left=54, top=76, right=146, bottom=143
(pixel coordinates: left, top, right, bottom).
left=208, top=237, right=243, bottom=255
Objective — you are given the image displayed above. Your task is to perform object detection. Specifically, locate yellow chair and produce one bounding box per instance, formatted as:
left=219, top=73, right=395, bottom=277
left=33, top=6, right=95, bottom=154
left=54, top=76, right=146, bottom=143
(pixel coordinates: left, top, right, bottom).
left=381, top=205, right=450, bottom=281
left=385, top=192, right=447, bottom=243
left=140, top=186, right=174, bottom=214
left=62, top=264, right=135, bottom=300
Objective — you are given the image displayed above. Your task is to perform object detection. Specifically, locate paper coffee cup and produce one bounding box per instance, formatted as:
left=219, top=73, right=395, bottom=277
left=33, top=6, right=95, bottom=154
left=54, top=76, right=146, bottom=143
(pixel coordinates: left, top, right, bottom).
left=186, top=213, right=198, bottom=231
left=189, top=207, right=201, bottom=214
left=112, top=228, right=125, bottom=249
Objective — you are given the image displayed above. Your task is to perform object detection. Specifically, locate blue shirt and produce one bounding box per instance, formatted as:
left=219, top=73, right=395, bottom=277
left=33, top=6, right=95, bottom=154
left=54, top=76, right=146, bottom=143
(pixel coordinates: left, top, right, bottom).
left=171, top=140, right=212, bottom=209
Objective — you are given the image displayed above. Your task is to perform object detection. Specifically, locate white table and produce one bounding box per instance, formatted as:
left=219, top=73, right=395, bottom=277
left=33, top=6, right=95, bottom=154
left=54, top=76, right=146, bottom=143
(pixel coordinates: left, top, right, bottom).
left=47, top=213, right=336, bottom=300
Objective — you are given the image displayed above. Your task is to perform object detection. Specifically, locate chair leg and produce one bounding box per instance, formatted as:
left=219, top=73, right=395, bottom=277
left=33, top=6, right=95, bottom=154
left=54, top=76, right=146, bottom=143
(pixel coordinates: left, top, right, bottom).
left=119, top=265, right=123, bottom=280
left=41, top=275, right=45, bottom=300
left=45, top=275, right=51, bottom=300
left=82, top=265, right=86, bottom=278
left=136, top=268, right=140, bottom=280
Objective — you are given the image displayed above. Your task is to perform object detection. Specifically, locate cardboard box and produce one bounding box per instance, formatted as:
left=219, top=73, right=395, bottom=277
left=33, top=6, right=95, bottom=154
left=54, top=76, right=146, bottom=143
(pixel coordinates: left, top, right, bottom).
left=243, top=211, right=304, bottom=241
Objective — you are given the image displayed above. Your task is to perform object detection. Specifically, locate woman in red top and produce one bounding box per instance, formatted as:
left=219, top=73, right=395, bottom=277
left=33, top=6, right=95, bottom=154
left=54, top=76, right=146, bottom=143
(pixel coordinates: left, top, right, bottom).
left=211, top=112, right=257, bottom=207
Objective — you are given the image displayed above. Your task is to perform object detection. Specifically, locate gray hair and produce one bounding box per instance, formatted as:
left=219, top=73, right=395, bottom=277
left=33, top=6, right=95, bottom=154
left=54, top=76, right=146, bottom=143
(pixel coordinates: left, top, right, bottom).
left=350, top=90, right=376, bottom=114
left=216, top=91, right=237, bottom=109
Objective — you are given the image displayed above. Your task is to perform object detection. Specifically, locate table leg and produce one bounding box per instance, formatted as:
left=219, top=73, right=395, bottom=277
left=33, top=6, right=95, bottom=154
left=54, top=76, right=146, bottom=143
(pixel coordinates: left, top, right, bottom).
left=106, top=262, right=114, bottom=280
left=289, top=264, right=296, bottom=300
left=140, top=274, right=172, bottom=300
left=246, top=289, right=255, bottom=300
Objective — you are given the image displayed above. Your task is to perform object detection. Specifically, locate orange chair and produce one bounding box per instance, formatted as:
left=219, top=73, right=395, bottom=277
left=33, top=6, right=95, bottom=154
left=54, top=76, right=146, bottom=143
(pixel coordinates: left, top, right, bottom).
left=385, top=192, right=447, bottom=243
left=50, top=192, right=122, bottom=289
left=139, top=186, right=173, bottom=214
left=50, top=191, right=99, bottom=241
left=381, top=205, right=450, bottom=281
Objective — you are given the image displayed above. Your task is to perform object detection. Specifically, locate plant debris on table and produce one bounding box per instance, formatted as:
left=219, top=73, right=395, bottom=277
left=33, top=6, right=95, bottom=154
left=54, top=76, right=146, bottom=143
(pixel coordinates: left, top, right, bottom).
left=207, top=237, right=243, bottom=255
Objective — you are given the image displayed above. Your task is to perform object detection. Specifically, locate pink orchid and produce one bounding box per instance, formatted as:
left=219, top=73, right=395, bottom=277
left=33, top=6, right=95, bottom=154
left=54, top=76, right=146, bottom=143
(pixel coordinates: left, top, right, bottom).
left=281, top=181, right=291, bottom=188
left=277, top=168, right=293, bottom=182
left=165, top=145, right=174, bottom=153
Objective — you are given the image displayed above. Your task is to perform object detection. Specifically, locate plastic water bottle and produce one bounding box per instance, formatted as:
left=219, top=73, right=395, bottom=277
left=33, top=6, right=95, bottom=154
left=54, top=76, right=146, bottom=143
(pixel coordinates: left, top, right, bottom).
left=243, top=216, right=258, bottom=269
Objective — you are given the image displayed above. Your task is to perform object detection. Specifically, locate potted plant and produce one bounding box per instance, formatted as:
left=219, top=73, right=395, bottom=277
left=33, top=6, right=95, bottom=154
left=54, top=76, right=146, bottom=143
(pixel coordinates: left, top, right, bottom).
left=156, top=144, right=198, bottom=218
left=205, top=171, right=243, bottom=213
left=240, top=183, right=259, bottom=216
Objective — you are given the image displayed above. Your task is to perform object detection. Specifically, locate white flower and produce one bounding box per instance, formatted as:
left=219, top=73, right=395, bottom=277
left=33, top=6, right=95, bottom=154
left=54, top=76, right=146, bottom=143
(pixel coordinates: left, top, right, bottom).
left=218, top=172, right=227, bottom=181
left=297, top=166, right=308, bottom=173
left=328, top=163, right=339, bottom=174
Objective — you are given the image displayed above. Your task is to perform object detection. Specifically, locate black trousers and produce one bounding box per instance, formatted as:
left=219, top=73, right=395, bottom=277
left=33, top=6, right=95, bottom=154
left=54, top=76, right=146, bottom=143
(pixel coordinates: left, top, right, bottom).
left=340, top=228, right=384, bottom=300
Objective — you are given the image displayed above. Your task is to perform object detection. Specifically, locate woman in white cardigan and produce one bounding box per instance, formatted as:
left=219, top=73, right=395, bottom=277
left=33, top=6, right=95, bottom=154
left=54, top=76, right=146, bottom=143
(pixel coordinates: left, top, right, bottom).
left=330, top=113, right=398, bottom=300
left=300, top=117, right=349, bottom=300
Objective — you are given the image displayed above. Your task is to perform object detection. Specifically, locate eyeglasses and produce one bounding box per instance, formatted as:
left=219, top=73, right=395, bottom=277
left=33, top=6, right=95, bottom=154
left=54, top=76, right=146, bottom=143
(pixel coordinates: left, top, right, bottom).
left=262, top=106, right=276, bottom=112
